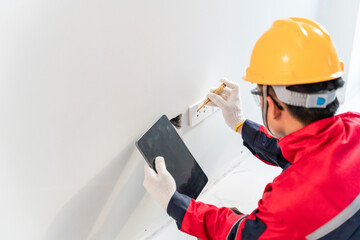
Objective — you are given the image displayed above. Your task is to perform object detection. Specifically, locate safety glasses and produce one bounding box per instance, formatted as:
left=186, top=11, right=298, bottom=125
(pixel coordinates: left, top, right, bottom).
left=250, top=87, right=284, bottom=110
left=250, top=88, right=262, bottom=106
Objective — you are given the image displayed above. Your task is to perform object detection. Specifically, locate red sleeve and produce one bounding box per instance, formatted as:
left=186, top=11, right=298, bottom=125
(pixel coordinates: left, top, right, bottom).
left=181, top=199, right=245, bottom=240
left=167, top=191, right=246, bottom=239
left=167, top=190, right=296, bottom=239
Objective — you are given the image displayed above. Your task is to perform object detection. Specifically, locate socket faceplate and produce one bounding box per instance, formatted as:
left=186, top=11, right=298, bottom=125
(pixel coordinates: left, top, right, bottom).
left=188, top=99, right=218, bottom=127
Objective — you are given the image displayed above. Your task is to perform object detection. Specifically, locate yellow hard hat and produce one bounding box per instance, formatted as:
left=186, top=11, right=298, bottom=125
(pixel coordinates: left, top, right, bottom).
left=242, top=17, right=344, bottom=85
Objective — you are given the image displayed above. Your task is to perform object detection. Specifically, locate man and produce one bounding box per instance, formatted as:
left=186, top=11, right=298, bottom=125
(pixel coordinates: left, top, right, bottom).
left=143, top=17, right=360, bottom=239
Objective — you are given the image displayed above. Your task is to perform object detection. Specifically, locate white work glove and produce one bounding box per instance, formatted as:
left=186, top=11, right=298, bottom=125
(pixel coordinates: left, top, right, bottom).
left=143, top=156, right=176, bottom=211
left=207, top=78, right=246, bottom=131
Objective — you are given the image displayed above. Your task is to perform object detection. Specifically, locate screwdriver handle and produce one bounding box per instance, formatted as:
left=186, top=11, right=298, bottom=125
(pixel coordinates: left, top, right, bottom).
left=197, top=83, right=226, bottom=111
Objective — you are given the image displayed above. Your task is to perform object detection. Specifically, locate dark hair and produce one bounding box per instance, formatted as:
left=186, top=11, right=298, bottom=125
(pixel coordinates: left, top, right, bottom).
left=269, top=77, right=344, bottom=125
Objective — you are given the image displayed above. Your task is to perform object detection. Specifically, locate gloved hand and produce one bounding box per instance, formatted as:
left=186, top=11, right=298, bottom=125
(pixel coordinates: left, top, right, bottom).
left=143, top=156, right=176, bottom=211
left=207, top=78, right=246, bottom=131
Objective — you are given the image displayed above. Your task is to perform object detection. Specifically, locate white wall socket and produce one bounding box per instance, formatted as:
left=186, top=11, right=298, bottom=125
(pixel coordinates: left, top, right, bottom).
left=188, top=99, right=218, bottom=127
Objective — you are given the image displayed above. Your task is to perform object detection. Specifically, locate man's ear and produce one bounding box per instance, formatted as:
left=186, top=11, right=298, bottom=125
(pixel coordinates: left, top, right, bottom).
left=266, top=96, right=282, bottom=119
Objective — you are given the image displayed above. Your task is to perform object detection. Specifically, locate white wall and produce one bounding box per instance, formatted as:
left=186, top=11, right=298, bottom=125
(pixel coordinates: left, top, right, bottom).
left=316, top=0, right=360, bottom=103
left=338, top=1, right=360, bottom=113
left=0, top=1, right=358, bottom=239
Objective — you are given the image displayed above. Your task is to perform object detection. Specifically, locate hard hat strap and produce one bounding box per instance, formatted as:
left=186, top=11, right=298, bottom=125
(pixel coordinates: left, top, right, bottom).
left=261, top=85, right=276, bottom=136
left=272, top=85, right=337, bottom=108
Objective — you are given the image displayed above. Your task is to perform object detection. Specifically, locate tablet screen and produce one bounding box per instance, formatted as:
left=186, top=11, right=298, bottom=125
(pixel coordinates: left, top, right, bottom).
left=136, top=115, right=208, bottom=199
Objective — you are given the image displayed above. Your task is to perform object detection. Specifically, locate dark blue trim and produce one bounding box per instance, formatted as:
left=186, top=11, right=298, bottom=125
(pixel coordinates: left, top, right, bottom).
left=167, top=191, right=191, bottom=229
left=241, top=210, right=267, bottom=239
left=318, top=208, right=360, bottom=240
left=242, top=120, right=291, bottom=170
left=227, top=215, right=248, bottom=240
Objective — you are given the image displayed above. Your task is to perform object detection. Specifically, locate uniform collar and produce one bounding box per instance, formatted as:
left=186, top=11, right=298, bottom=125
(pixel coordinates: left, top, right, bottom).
left=277, top=112, right=357, bottom=164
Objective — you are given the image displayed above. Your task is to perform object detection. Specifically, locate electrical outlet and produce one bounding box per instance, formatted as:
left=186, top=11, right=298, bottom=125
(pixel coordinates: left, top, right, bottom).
left=188, top=99, right=218, bottom=127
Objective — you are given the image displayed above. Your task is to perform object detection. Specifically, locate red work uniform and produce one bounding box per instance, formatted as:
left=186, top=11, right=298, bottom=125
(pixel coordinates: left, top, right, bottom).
left=167, top=112, right=360, bottom=239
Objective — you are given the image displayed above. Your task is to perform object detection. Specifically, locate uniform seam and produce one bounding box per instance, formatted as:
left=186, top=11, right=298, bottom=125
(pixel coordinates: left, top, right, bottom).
left=226, top=215, right=248, bottom=240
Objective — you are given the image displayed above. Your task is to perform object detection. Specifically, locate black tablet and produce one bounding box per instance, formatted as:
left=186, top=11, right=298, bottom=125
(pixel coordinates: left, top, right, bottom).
left=136, top=115, right=208, bottom=199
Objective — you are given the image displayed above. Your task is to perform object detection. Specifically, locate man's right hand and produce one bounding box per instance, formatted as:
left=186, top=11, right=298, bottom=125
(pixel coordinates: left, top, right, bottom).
left=207, top=78, right=246, bottom=132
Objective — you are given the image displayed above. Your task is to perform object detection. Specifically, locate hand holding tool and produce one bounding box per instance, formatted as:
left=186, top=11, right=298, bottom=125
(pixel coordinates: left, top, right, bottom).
left=207, top=79, right=246, bottom=132
left=197, top=83, right=227, bottom=111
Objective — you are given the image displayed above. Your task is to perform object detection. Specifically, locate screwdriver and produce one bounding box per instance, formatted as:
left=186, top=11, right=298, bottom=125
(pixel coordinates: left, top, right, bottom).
left=197, top=83, right=226, bottom=111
